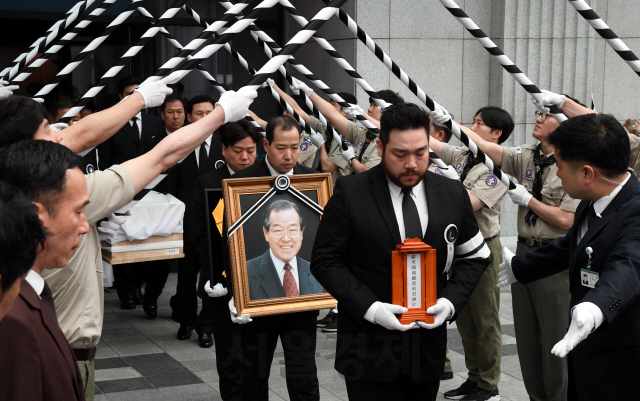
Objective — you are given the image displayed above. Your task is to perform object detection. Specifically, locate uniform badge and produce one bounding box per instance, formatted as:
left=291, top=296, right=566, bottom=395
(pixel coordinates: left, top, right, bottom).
left=85, top=164, right=95, bottom=174
left=303, top=137, right=312, bottom=144
left=452, top=146, right=460, bottom=152
left=522, top=169, right=533, bottom=182
left=434, top=168, right=442, bottom=176
left=357, top=141, right=364, bottom=149
left=358, top=125, right=365, bottom=131
left=344, top=140, right=352, bottom=146
left=300, top=142, right=309, bottom=151
left=455, top=162, right=462, bottom=173
left=515, top=146, right=522, bottom=154
left=485, top=175, right=498, bottom=187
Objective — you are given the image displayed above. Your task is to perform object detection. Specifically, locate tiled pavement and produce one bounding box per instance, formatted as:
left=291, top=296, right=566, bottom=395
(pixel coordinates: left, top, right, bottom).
left=95, top=273, right=528, bottom=401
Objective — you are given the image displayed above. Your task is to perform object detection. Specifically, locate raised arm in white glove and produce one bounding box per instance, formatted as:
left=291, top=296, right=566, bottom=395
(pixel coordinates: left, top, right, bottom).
left=551, top=302, right=604, bottom=358
left=0, top=82, right=19, bottom=99
left=290, top=77, right=313, bottom=97
left=341, top=146, right=356, bottom=163
left=265, top=78, right=275, bottom=88
left=507, top=183, right=533, bottom=207
left=134, top=71, right=181, bottom=108
left=531, top=89, right=566, bottom=114
left=216, top=87, right=258, bottom=124
left=204, top=281, right=228, bottom=298
left=436, top=165, right=460, bottom=181
left=417, top=298, right=454, bottom=329
left=364, top=301, right=418, bottom=331
left=428, top=102, right=452, bottom=126
left=497, top=246, right=516, bottom=287
left=229, top=297, right=252, bottom=324
left=343, top=104, right=364, bottom=120
left=97, top=213, right=128, bottom=242
left=309, top=131, right=325, bottom=147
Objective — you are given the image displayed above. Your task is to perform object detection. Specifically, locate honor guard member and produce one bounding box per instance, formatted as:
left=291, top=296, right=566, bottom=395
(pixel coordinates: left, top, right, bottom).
left=432, top=107, right=513, bottom=400
left=431, top=102, right=580, bottom=401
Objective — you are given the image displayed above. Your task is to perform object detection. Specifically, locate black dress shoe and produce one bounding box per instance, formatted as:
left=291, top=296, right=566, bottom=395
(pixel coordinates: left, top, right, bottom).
left=120, top=295, right=136, bottom=310
left=177, top=325, right=194, bottom=340
left=440, top=371, right=454, bottom=380
left=134, top=288, right=144, bottom=305
left=198, top=333, right=213, bottom=348
left=143, top=299, right=157, bottom=319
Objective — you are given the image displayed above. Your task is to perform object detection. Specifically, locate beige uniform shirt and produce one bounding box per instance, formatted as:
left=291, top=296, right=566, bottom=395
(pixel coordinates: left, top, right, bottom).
left=501, top=144, right=580, bottom=240
left=42, top=165, right=135, bottom=349
left=297, top=119, right=320, bottom=168
left=440, top=144, right=507, bottom=238
left=627, top=134, right=640, bottom=179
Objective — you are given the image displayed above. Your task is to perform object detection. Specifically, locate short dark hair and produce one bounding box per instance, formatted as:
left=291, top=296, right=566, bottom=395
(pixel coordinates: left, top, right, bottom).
left=265, top=115, right=301, bottom=144
left=49, top=99, right=75, bottom=121
left=0, top=96, right=49, bottom=148
left=117, top=75, right=142, bottom=96
left=474, top=106, right=514, bottom=144
left=0, top=141, right=84, bottom=216
left=336, top=92, right=357, bottom=105
left=161, top=94, right=184, bottom=112
left=263, top=199, right=304, bottom=231
left=188, top=95, right=215, bottom=114
left=547, top=113, right=630, bottom=177
left=369, top=90, right=404, bottom=107
left=431, top=119, right=454, bottom=143
left=0, top=181, right=45, bottom=292
left=220, top=120, right=262, bottom=148
left=379, top=103, right=431, bottom=147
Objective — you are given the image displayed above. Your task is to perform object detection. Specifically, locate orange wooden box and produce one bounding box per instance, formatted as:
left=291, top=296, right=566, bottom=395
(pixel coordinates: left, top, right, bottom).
left=101, top=233, right=185, bottom=265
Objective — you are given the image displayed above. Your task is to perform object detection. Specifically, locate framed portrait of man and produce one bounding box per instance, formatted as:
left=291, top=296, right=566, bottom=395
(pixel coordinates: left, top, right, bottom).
left=223, top=173, right=336, bottom=317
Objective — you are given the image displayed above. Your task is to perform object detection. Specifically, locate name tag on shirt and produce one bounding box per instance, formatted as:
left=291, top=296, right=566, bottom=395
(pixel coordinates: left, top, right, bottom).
left=580, top=268, right=599, bottom=288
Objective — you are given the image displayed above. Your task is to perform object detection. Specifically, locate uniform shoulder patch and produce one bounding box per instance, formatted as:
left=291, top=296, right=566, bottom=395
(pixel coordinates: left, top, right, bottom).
left=356, top=140, right=364, bottom=149
left=434, top=168, right=442, bottom=176
left=515, top=146, right=522, bottom=154
left=300, top=142, right=309, bottom=152
left=485, top=175, right=498, bottom=187
left=452, top=146, right=461, bottom=152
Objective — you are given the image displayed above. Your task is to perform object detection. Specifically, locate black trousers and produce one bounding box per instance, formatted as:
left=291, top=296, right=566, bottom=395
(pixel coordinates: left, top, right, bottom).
left=113, top=259, right=171, bottom=301
left=345, top=376, right=439, bottom=401
left=170, top=241, right=209, bottom=329
left=207, top=296, right=243, bottom=401
left=241, top=311, right=319, bottom=401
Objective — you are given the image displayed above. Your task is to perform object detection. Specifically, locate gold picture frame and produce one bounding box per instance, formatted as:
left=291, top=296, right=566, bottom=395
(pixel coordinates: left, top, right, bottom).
left=223, top=173, right=336, bottom=317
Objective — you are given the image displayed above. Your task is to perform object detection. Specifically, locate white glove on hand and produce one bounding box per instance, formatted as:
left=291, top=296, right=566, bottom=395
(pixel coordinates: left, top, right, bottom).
left=263, top=78, right=275, bottom=89
left=428, top=102, right=452, bottom=126
left=436, top=166, right=460, bottom=180
left=309, top=131, right=325, bottom=148
left=0, top=84, right=19, bottom=99
left=373, top=303, right=418, bottom=331
left=507, top=183, right=533, bottom=207
left=97, top=213, right=128, bottom=242
left=341, top=146, right=356, bottom=163
left=290, top=77, right=313, bottom=97
left=134, top=71, right=181, bottom=108
left=497, top=246, right=516, bottom=287
left=50, top=122, right=69, bottom=131
left=418, top=298, right=454, bottom=329
left=551, top=302, right=604, bottom=358
left=204, top=281, right=228, bottom=298
left=216, top=87, right=258, bottom=124
left=343, top=104, right=364, bottom=120
left=229, top=297, right=252, bottom=324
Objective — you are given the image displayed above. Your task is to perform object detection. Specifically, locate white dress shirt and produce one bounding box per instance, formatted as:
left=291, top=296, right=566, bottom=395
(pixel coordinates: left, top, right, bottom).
left=387, top=178, right=428, bottom=241
left=266, top=155, right=294, bottom=176
left=269, top=249, right=300, bottom=292
left=24, top=269, right=45, bottom=298
left=195, top=134, right=213, bottom=168
left=578, top=173, right=630, bottom=243
left=227, top=165, right=236, bottom=176
left=131, top=111, right=142, bottom=140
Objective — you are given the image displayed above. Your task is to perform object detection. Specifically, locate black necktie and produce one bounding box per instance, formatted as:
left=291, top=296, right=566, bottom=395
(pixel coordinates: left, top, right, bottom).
left=588, top=203, right=597, bottom=227
left=402, top=187, right=423, bottom=241
left=40, top=283, right=58, bottom=322
left=460, top=151, right=482, bottom=182
left=198, top=142, right=208, bottom=175
left=131, top=117, right=143, bottom=155
left=524, top=144, right=556, bottom=226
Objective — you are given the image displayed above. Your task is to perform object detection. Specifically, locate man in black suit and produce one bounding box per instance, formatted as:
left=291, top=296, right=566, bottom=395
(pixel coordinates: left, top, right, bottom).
left=227, top=115, right=320, bottom=401
left=310, top=103, right=490, bottom=401
left=168, top=95, right=224, bottom=346
left=247, top=200, right=324, bottom=301
left=191, top=119, right=262, bottom=401
left=498, top=113, right=640, bottom=401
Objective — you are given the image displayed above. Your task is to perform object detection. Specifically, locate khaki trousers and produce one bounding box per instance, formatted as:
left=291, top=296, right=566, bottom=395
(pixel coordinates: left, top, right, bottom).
left=78, top=359, right=95, bottom=401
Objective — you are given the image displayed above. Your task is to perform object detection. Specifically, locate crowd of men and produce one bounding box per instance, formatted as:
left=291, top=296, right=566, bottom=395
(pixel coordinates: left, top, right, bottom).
left=0, top=70, right=639, bottom=401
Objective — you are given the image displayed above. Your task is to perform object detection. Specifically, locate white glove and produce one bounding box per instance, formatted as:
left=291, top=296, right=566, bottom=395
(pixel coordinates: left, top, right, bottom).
left=134, top=71, right=181, bottom=108
left=229, top=297, right=252, bottom=324
left=541, top=89, right=566, bottom=109
left=436, top=166, right=459, bottom=180
left=497, top=246, right=516, bottom=287
left=428, top=102, right=452, bottom=126
left=309, top=131, right=325, bottom=148
left=341, top=146, right=356, bottom=163
left=418, top=298, right=454, bottom=329
left=551, top=302, right=604, bottom=358
left=261, top=78, right=275, bottom=89
left=216, top=87, right=258, bottom=124
left=343, top=104, right=364, bottom=120
left=97, top=213, right=128, bottom=241
left=204, top=281, right=228, bottom=298
left=290, top=77, right=313, bottom=97
left=0, top=84, right=19, bottom=99
left=507, top=183, right=533, bottom=207
left=372, top=302, right=418, bottom=331
left=50, top=122, right=69, bottom=131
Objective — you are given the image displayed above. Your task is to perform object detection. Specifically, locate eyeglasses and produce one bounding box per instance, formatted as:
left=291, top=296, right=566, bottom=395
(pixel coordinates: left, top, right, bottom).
left=269, top=228, right=301, bottom=239
left=534, top=111, right=547, bottom=122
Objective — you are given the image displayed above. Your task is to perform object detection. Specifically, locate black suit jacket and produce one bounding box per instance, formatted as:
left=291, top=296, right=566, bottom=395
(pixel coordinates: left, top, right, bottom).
left=310, top=165, right=489, bottom=383
left=96, top=112, right=165, bottom=170
left=512, top=176, right=640, bottom=400
left=0, top=281, right=85, bottom=401
left=246, top=250, right=324, bottom=300
left=167, top=134, right=223, bottom=243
